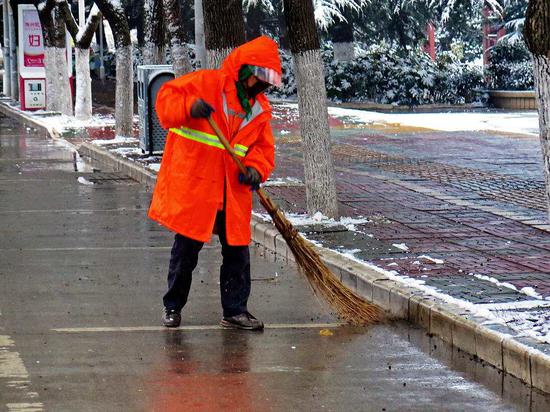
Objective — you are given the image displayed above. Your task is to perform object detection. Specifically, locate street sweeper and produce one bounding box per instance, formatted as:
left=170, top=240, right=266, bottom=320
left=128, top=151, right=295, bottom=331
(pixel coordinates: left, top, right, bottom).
left=148, top=36, right=282, bottom=331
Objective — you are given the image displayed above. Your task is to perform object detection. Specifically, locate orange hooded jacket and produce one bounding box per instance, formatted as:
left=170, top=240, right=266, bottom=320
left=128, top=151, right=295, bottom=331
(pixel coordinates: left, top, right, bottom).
left=148, top=36, right=281, bottom=246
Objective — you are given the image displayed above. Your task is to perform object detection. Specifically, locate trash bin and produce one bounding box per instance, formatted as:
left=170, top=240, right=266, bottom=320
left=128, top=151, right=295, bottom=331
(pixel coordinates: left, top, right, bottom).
left=137, top=65, right=174, bottom=155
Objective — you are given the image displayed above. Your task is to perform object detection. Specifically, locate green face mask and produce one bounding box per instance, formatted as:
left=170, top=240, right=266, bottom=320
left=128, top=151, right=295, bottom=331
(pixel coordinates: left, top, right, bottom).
left=236, top=66, right=255, bottom=119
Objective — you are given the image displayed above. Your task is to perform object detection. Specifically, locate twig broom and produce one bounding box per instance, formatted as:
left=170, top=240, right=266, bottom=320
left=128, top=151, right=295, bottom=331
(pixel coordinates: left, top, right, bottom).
left=208, top=117, right=382, bottom=325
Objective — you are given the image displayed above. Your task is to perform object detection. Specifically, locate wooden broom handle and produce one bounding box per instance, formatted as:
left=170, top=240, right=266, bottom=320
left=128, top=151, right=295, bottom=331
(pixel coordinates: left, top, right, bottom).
left=207, top=116, right=274, bottom=209
left=207, top=116, right=248, bottom=175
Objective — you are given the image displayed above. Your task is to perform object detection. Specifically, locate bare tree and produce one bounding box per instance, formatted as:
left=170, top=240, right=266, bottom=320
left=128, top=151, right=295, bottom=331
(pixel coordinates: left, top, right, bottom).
left=525, top=0, right=550, bottom=219
left=34, top=0, right=72, bottom=115
left=163, top=0, right=192, bottom=76
left=95, top=0, right=133, bottom=137
left=143, top=0, right=165, bottom=64
left=283, top=0, right=338, bottom=218
left=57, top=1, right=101, bottom=120
left=203, top=0, right=246, bottom=68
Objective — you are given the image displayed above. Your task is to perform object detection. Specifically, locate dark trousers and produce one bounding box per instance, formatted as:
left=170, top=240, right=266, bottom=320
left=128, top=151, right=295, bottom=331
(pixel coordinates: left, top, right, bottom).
left=163, top=212, right=251, bottom=317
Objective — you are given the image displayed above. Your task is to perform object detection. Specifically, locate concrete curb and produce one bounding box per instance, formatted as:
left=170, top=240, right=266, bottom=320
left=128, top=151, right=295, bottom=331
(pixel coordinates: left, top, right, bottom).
left=2, top=102, right=549, bottom=395
left=78, top=142, right=157, bottom=187
left=0, top=99, right=56, bottom=138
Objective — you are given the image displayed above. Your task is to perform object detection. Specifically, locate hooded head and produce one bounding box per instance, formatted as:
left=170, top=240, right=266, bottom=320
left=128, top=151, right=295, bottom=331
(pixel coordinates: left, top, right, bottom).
left=221, top=36, right=282, bottom=89
left=221, top=36, right=282, bottom=118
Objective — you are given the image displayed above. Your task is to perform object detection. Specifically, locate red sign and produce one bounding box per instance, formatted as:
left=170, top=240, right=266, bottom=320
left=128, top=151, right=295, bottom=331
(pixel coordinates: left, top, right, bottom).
left=22, top=9, right=44, bottom=68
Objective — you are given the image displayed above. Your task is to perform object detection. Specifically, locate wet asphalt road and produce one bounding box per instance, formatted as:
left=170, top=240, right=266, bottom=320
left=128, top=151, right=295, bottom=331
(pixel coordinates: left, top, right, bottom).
left=0, top=114, right=548, bottom=411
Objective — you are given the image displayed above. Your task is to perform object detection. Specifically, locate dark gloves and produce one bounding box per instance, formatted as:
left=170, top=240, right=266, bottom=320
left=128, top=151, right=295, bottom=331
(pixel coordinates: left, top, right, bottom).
left=190, top=99, right=215, bottom=118
left=239, top=167, right=261, bottom=191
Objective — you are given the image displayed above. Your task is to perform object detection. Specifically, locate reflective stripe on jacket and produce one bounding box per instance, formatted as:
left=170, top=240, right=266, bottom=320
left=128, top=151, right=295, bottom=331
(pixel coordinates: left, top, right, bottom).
left=148, top=36, right=281, bottom=246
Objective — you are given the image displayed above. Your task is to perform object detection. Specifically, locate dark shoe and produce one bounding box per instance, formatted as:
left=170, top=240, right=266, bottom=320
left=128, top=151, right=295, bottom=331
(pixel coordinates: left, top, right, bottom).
left=220, top=312, right=264, bottom=331
left=162, top=308, right=181, bottom=328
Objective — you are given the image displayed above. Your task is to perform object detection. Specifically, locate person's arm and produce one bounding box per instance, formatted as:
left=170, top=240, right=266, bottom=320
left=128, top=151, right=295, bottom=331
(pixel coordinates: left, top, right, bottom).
left=155, top=72, right=204, bottom=129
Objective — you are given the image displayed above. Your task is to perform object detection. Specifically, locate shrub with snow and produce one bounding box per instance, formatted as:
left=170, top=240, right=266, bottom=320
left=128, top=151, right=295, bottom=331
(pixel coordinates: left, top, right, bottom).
left=272, top=43, right=485, bottom=106
left=485, top=41, right=534, bottom=91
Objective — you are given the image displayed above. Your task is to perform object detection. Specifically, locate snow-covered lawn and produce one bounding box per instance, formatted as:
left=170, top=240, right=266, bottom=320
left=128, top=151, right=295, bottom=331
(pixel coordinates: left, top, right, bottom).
left=329, top=107, right=539, bottom=136
left=276, top=102, right=539, bottom=137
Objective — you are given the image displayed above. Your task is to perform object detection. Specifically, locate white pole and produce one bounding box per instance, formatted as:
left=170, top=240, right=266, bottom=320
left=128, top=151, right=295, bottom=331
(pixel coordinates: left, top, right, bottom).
left=78, top=0, right=85, bottom=27
left=8, top=0, right=17, bottom=100
left=99, top=18, right=105, bottom=80
left=3, top=0, right=11, bottom=96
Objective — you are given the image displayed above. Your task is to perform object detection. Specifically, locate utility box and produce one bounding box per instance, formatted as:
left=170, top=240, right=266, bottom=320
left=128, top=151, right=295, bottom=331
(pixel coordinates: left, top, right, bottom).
left=137, top=65, right=174, bottom=155
left=21, top=78, right=46, bottom=109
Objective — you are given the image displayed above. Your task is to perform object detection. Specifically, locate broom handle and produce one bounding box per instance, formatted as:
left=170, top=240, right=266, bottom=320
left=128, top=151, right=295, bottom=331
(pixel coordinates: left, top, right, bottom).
left=207, top=116, right=276, bottom=212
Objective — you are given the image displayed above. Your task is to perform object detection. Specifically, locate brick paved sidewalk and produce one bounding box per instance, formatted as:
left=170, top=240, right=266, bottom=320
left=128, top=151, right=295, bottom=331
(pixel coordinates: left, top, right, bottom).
left=264, top=104, right=550, bottom=344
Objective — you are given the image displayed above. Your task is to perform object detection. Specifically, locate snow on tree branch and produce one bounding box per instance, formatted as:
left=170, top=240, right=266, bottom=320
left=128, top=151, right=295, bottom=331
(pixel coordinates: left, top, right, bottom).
left=314, top=0, right=368, bottom=30
left=243, top=0, right=275, bottom=13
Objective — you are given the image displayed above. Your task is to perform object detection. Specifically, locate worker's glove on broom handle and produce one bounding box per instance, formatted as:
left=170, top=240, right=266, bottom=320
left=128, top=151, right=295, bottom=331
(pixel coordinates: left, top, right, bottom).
left=191, top=99, right=215, bottom=118
left=239, top=167, right=261, bottom=191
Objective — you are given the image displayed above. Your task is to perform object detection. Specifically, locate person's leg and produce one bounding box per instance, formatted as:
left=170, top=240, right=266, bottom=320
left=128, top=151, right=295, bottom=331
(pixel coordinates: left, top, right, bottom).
left=163, top=233, right=204, bottom=313
left=217, top=212, right=251, bottom=317
left=217, top=212, right=262, bottom=330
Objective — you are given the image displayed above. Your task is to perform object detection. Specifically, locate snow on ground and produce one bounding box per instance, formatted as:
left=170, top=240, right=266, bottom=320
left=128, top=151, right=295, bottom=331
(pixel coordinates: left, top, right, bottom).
left=254, top=211, right=550, bottom=343
left=77, top=176, right=94, bottom=185
left=392, top=243, right=409, bottom=251
left=278, top=102, right=539, bottom=136
left=254, top=211, right=371, bottom=231
left=34, top=112, right=115, bottom=133
left=263, top=177, right=303, bottom=186
left=147, top=163, right=161, bottom=172
left=91, top=136, right=138, bottom=146
left=328, top=106, right=539, bottom=136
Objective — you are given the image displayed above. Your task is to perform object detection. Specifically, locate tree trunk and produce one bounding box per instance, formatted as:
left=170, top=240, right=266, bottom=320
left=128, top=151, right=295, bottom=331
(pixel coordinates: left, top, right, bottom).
left=58, top=1, right=102, bottom=120
left=194, top=0, right=207, bottom=68
left=35, top=0, right=72, bottom=114
left=525, top=0, right=550, bottom=220
left=245, top=2, right=264, bottom=40
left=329, top=12, right=355, bottom=62
left=163, top=0, right=192, bottom=76
left=276, top=1, right=289, bottom=50
left=95, top=0, right=134, bottom=138
left=203, top=0, right=246, bottom=69
left=283, top=0, right=338, bottom=218
left=143, top=0, right=165, bottom=64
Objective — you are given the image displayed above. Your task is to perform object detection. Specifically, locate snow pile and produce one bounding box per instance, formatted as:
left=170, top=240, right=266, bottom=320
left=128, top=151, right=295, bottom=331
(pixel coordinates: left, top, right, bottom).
left=418, top=255, right=445, bottom=264
left=77, top=176, right=94, bottom=186
left=392, top=243, right=409, bottom=252
left=34, top=112, right=115, bottom=134
left=254, top=211, right=371, bottom=231
left=263, top=177, right=303, bottom=187
left=91, top=136, right=138, bottom=146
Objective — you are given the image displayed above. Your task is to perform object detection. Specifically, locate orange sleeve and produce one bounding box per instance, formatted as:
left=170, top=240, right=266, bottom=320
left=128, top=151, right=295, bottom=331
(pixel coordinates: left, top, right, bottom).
left=155, top=71, right=208, bottom=129
left=242, top=122, right=275, bottom=182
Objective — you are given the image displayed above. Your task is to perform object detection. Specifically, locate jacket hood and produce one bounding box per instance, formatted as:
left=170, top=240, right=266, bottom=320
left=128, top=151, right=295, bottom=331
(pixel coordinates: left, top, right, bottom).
left=221, top=36, right=282, bottom=82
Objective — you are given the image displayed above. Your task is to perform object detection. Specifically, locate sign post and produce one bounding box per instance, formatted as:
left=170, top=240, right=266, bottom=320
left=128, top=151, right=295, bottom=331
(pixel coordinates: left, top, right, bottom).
left=18, top=4, right=45, bottom=110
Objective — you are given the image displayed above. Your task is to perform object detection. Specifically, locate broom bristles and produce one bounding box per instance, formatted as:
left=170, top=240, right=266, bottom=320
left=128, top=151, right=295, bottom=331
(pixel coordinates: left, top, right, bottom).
left=259, top=195, right=382, bottom=325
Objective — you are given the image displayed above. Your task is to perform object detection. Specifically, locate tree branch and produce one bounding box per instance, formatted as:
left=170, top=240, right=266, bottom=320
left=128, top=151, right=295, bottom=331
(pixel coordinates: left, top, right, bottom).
left=79, top=5, right=102, bottom=48
left=56, top=0, right=79, bottom=39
